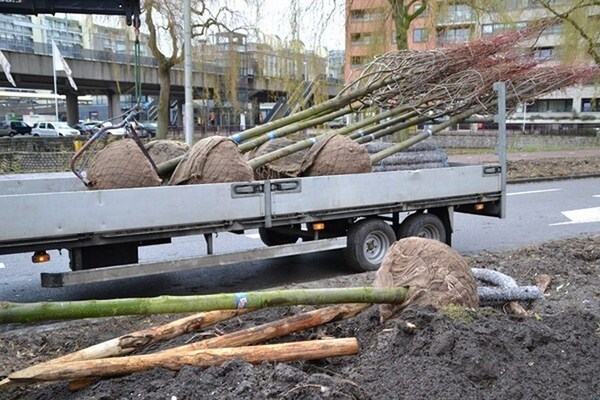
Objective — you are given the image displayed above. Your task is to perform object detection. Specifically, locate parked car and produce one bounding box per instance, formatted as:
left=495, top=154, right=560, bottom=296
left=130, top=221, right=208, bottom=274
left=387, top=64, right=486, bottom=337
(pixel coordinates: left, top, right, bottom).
left=99, top=121, right=127, bottom=136
left=133, top=121, right=157, bottom=138
left=31, top=121, right=80, bottom=137
left=0, top=121, right=32, bottom=137
left=71, top=122, right=96, bottom=136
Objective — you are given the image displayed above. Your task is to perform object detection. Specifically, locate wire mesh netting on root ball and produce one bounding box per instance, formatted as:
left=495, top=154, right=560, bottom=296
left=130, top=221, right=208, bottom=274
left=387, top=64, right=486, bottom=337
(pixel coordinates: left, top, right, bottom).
left=300, top=134, right=372, bottom=177
left=145, top=140, right=189, bottom=166
left=169, top=136, right=253, bottom=185
left=246, top=138, right=309, bottom=180
left=374, top=237, right=479, bottom=322
left=86, top=138, right=162, bottom=190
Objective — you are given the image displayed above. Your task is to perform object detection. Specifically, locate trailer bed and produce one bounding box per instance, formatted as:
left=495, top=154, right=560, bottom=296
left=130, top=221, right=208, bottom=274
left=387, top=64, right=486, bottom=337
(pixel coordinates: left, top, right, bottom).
left=0, top=163, right=502, bottom=252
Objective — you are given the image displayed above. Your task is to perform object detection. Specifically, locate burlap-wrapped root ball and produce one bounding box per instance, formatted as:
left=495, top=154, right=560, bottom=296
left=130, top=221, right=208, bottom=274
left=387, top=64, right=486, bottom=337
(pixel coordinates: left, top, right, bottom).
left=374, top=237, right=479, bottom=322
left=169, top=136, right=253, bottom=185
left=246, top=137, right=309, bottom=180
left=300, top=133, right=372, bottom=176
left=145, top=140, right=189, bottom=166
left=87, top=138, right=162, bottom=190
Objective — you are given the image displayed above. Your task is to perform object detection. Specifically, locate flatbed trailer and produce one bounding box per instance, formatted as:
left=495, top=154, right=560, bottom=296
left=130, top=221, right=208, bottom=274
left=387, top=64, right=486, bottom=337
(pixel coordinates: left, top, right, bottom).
left=0, top=158, right=505, bottom=287
left=0, top=83, right=510, bottom=288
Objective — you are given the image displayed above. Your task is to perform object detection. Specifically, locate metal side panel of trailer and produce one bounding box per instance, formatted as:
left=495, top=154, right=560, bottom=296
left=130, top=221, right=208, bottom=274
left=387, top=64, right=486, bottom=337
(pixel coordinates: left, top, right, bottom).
left=0, top=164, right=501, bottom=246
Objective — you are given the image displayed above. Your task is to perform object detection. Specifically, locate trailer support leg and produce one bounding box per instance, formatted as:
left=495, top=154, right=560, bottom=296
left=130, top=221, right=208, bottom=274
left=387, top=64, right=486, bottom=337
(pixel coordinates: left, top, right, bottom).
left=204, top=233, right=214, bottom=255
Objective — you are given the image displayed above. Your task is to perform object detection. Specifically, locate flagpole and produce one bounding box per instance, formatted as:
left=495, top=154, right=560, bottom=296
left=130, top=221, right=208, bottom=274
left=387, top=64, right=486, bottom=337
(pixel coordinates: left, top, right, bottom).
left=52, top=42, right=58, bottom=121
left=54, top=66, right=58, bottom=121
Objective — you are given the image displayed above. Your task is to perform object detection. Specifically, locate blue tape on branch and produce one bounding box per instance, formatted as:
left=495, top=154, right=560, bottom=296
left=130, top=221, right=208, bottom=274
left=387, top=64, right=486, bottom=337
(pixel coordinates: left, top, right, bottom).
left=235, top=293, right=249, bottom=309
left=268, top=132, right=277, bottom=140
left=232, top=134, right=243, bottom=143
left=358, top=130, right=364, bottom=137
left=310, top=137, right=318, bottom=144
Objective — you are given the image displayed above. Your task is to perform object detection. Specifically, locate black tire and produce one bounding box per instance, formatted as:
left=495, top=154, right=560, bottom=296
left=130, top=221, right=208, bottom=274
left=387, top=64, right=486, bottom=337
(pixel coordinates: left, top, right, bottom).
left=8, top=131, right=15, bottom=137
left=397, top=213, right=447, bottom=243
left=258, top=226, right=300, bottom=246
left=344, top=218, right=396, bottom=272
left=33, top=134, right=39, bottom=137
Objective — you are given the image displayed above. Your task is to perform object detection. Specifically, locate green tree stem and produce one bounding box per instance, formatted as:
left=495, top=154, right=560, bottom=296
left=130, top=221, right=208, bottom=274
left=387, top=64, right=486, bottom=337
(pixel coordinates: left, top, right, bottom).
left=0, top=287, right=408, bottom=324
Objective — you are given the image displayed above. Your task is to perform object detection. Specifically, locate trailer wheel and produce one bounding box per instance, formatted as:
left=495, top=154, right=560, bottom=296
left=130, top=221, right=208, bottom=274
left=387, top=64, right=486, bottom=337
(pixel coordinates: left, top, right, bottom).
left=397, top=213, right=447, bottom=243
left=258, top=226, right=299, bottom=246
left=344, top=218, right=396, bottom=272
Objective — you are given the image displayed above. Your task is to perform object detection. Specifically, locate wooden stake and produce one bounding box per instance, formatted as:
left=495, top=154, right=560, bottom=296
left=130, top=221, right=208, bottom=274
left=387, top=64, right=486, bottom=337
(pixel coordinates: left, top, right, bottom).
left=5, top=304, right=371, bottom=388
left=8, top=338, right=359, bottom=383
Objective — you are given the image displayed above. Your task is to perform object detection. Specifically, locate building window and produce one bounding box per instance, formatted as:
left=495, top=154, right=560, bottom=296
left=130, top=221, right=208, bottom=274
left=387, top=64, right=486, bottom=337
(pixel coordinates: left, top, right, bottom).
left=437, top=28, right=471, bottom=45
left=528, top=99, right=573, bottom=113
left=350, top=56, right=368, bottom=66
left=350, top=33, right=372, bottom=45
left=413, top=3, right=428, bottom=17
left=412, top=28, right=429, bottom=43
left=349, top=9, right=384, bottom=22
left=581, top=99, right=600, bottom=112
left=482, top=22, right=527, bottom=36
left=440, top=4, right=473, bottom=24
left=542, top=23, right=563, bottom=35
left=533, top=47, right=554, bottom=59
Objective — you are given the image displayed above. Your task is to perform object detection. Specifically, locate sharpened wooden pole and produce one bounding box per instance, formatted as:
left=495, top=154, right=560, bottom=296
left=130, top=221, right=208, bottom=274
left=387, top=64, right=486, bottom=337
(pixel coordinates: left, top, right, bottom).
left=8, top=338, right=359, bottom=383
left=48, top=310, right=244, bottom=363
left=2, top=304, right=371, bottom=388
left=0, top=287, right=407, bottom=324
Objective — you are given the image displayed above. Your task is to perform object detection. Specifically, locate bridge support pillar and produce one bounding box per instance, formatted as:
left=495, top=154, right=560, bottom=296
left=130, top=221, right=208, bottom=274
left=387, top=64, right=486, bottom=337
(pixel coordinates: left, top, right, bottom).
left=66, top=94, right=79, bottom=126
left=108, top=92, right=122, bottom=122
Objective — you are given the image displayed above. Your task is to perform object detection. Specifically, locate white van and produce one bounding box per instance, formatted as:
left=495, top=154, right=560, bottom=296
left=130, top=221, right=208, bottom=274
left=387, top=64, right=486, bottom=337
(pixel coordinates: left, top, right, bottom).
left=31, top=122, right=80, bottom=137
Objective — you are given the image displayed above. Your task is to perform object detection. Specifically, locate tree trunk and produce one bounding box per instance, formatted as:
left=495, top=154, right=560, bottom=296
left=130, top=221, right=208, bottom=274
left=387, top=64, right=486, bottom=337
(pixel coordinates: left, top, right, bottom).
left=155, top=66, right=172, bottom=140
left=9, top=338, right=359, bottom=383
left=0, top=287, right=408, bottom=324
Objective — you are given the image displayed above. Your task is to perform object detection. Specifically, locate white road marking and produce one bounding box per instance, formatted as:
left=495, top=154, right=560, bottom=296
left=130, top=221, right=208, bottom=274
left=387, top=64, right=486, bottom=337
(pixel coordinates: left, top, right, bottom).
left=0, top=262, right=5, bottom=269
left=593, top=195, right=600, bottom=198
left=245, top=233, right=261, bottom=239
left=507, top=188, right=561, bottom=196
left=550, top=207, right=600, bottom=226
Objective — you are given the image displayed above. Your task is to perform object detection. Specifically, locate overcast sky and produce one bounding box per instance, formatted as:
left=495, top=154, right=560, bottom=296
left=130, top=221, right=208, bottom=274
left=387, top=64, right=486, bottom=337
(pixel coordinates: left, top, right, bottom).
left=241, top=0, right=345, bottom=51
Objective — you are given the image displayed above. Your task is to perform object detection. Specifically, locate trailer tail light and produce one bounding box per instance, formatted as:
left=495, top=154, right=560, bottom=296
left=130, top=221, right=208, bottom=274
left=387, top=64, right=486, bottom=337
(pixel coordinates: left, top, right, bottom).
left=32, top=251, right=50, bottom=263
left=312, top=223, right=325, bottom=231
left=474, top=203, right=485, bottom=211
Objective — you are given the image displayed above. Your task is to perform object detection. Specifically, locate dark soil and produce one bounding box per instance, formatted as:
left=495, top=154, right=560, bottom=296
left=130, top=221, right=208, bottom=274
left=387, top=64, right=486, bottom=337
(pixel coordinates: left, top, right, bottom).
left=1, top=234, right=599, bottom=400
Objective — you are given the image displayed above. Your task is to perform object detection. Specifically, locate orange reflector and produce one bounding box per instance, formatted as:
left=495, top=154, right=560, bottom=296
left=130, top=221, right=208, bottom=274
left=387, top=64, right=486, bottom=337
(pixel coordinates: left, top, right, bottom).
left=32, top=251, right=50, bottom=263
left=312, top=223, right=325, bottom=231
left=474, top=203, right=485, bottom=211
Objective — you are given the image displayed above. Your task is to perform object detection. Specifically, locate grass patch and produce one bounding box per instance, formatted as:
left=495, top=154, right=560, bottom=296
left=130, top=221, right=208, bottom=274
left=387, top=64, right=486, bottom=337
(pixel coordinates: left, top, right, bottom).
left=441, top=305, right=476, bottom=324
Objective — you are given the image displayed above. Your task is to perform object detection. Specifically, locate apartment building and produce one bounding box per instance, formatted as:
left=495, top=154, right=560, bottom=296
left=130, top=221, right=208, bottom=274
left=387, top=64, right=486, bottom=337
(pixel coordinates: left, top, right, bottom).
left=345, top=1, right=600, bottom=127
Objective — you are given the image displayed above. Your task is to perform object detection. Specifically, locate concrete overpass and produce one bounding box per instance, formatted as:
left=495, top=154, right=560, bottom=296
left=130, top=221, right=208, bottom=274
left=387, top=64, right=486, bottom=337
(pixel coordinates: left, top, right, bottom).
left=0, top=50, right=342, bottom=125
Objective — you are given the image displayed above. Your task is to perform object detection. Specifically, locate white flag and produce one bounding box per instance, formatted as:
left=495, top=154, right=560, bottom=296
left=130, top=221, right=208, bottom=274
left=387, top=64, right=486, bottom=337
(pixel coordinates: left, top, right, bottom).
left=0, top=50, right=16, bottom=87
left=52, top=41, right=77, bottom=91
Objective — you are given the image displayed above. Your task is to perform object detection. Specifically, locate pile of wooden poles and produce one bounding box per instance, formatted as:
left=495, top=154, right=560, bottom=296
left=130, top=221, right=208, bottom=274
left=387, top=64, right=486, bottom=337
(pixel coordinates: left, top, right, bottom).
left=0, top=287, right=407, bottom=387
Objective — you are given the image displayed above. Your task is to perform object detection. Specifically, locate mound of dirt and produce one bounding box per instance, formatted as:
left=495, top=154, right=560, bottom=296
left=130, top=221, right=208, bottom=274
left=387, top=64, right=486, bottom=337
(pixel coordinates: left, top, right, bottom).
left=1, top=235, right=598, bottom=399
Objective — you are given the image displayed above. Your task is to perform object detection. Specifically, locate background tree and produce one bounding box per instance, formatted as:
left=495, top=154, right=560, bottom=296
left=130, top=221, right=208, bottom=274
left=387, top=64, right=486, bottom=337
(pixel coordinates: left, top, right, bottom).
left=388, top=1, right=428, bottom=50
left=534, top=0, right=600, bottom=64
left=144, top=0, right=236, bottom=139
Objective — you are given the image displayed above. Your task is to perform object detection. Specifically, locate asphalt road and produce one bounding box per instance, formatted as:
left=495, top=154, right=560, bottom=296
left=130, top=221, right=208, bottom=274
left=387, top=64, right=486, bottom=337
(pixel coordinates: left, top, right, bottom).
left=0, top=177, right=598, bottom=303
